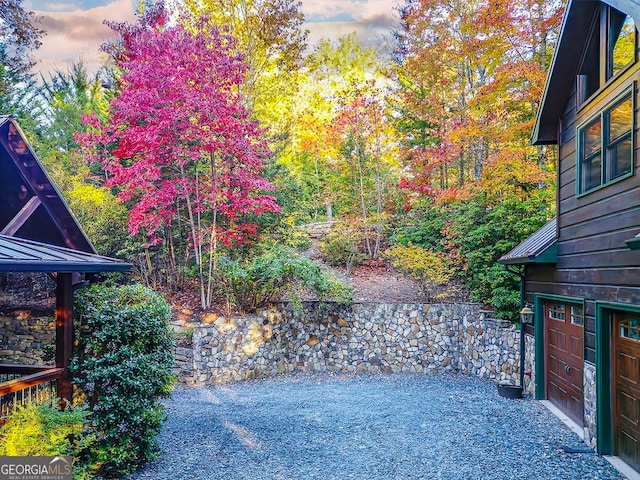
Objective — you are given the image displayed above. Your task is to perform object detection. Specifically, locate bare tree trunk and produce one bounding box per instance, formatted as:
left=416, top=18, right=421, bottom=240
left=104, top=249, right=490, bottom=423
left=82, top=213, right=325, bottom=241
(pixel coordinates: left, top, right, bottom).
left=474, top=138, right=485, bottom=182
left=355, top=140, right=372, bottom=258
left=313, top=157, right=321, bottom=221
left=206, top=149, right=219, bottom=308
left=372, top=110, right=384, bottom=260
left=179, top=162, right=206, bottom=309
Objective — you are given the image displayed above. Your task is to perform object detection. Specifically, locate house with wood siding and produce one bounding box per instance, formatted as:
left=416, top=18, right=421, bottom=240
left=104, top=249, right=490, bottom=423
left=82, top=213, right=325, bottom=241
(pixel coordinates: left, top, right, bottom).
left=500, top=0, right=640, bottom=474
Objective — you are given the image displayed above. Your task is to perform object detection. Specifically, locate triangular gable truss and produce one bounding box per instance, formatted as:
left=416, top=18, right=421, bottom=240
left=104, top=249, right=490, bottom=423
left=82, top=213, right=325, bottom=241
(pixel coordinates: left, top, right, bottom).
left=0, top=116, right=95, bottom=253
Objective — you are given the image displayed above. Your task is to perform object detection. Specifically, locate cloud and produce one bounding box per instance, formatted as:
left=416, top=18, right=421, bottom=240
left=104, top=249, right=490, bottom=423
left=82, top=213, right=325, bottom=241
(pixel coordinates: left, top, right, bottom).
left=305, top=20, right=396, bottom=54
left=301, top=0, right=397, bottom=24
left=301, top=0, right=398, bottom=50
left=33, top=0, right=136, bottom=77
left=40, top=14, right=114, bottom=42
left=361, top=12, right=397, bottom=29
left=30, top=0, right=398, bottom=77
left=38, top=2, right=83, bottom=11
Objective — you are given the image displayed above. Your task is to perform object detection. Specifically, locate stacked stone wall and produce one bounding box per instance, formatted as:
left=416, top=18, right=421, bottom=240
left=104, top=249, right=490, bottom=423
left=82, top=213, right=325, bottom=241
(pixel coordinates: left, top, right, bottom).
left=583, top=363, right=597, bottom=448
left=0, top=310, right=55, bottom=365
left=182, top=302, right=529, bottom=390
left=0, top=272, right=56, bottom=366
left=524, top=334, right=535, bottom=396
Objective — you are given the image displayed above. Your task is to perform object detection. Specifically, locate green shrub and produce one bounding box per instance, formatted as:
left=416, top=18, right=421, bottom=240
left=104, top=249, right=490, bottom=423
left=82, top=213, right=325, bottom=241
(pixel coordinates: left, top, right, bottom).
left=319, top=220, right=366, bottom=273
left=269, top=214, right=313, bottom=252
left=218, top=245, right=353, bottom=313
left=71, top=284, right=175, bottom=478
left=389, top=204, right=446, bottom=250
left=442, top=194, right=553, bottom=319
left=0, top=403, right=94, bottom=479
left=382, top=243, right=456, bottom=301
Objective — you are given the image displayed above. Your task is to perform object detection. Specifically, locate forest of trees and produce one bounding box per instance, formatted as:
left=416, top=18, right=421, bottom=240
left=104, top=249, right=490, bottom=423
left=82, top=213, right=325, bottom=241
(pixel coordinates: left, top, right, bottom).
left=0, top=0, right=564, bottom=319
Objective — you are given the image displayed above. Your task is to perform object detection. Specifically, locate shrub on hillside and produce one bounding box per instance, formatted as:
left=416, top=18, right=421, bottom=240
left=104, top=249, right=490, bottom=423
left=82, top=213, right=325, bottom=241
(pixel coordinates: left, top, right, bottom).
left=382, top=243, right=457, bottom=301
left=71, top=284, right=175, bottom=478
left=218, top=245, right=353, bottom=313
left=318, top=220, right=366, bottom=273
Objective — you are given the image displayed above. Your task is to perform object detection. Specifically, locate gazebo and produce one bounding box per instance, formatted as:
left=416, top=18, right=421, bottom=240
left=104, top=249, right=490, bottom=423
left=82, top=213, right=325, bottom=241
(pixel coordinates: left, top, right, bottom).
left=0, top=116, right=131, bottom=411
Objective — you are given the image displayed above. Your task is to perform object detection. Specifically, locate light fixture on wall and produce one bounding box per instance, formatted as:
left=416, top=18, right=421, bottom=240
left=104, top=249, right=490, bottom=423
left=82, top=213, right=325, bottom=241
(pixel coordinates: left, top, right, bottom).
left=519, top=306, right=534, bottom=325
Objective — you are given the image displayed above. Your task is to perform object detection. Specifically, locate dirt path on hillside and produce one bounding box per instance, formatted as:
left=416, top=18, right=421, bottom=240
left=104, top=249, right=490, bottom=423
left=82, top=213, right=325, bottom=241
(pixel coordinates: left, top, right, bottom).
left=302, top=240, right=429, bottom=303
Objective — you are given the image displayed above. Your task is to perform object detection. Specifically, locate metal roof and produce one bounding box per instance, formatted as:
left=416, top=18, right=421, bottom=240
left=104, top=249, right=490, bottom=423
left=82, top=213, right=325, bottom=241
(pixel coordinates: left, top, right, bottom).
left=499, top=218, right=558, bottom=265
left=0, top=234, right=131, bottom=272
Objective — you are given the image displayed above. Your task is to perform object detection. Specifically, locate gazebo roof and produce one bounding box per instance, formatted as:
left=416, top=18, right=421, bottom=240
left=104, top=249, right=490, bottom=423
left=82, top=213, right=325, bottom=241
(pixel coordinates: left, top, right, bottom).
left=0, top=116, right=129, bottom=274
left=0, top=234, right=131, bottom=272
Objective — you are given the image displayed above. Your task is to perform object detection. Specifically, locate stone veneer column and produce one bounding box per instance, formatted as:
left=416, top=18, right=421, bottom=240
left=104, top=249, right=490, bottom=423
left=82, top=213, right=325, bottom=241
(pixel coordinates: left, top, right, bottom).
left=583, top=363, right=597, bottom=448
left=524, top=334, right=535, bottom=397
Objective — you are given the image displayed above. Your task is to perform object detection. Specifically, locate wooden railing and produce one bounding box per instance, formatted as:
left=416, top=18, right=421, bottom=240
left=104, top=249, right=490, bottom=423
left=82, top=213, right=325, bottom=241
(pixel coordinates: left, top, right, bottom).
left=0, top=364, right=63, bottom=417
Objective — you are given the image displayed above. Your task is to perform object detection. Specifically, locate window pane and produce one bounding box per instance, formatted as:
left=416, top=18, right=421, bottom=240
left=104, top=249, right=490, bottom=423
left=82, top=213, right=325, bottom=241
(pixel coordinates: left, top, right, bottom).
left=570, top=306, right=584, bottom=326
left=582, top=154, right=602, bottom=191
left=549, top=304, right=565, bottom=321
left=610, top=11, right=636, bottom=77
left=621, top=319, right=640, bottom=342
left=609, top=135, right=632, bottom=179
left=609, top=95, right=633, bottom=141
left=582, top=119, right=602, bottom=157
left=579, top=20, right=601, bottom=101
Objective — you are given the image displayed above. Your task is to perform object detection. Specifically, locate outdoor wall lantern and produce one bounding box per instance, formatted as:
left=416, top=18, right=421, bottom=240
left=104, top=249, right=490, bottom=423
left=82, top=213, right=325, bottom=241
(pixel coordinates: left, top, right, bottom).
left=520, top=306, right=534, bottom=325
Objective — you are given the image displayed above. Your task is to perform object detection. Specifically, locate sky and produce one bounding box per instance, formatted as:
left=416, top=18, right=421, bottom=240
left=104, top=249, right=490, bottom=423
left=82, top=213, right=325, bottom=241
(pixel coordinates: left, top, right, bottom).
left=24, top=0, right=399, bottom=77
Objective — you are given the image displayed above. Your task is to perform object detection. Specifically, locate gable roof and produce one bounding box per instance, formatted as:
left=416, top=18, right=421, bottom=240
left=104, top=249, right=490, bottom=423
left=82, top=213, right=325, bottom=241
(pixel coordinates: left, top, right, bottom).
left=531, top=0, right=640, bottom=145
left=499, top=218, right=558, bottom=265
left=0, top=116, right=95, bottom=253
left=0, top=234, right=131, bottom=272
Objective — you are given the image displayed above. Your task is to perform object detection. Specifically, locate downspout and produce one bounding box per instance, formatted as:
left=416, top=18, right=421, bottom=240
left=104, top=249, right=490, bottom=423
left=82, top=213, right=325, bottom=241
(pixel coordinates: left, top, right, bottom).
left=504, top=264, right=526, bottom=391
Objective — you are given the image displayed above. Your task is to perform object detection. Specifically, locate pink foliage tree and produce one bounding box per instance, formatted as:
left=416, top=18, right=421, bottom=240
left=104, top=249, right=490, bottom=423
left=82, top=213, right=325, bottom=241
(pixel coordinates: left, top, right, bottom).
left=77, top=6, right=280, bottom=307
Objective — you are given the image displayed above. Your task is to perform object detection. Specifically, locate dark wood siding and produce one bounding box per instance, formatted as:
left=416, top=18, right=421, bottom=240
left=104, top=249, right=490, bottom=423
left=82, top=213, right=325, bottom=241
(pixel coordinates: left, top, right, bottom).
left=526, top=66, right=640, bottom=365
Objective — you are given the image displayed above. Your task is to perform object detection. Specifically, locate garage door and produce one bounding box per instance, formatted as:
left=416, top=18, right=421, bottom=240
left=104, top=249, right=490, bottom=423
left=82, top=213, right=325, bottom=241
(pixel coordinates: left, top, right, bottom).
left=614, top=312, right=640, bottom=472
left=545, top=302, right=584, bottom=426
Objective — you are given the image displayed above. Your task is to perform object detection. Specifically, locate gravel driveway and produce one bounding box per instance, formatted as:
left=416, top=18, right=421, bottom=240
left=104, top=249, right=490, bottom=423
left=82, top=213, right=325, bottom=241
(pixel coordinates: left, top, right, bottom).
left=128, top=374, right=624, bottom=480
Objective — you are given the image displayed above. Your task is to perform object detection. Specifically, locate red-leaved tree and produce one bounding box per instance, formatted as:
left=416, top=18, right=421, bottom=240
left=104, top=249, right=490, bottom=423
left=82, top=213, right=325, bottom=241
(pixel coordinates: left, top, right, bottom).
left=77, top=6, right=280, bottom=307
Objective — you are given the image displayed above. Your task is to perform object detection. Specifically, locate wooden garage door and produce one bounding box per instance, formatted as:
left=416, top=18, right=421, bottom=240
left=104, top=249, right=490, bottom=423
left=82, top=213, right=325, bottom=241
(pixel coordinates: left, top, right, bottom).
left=545, top=302, right=584, bottom=426
left=614, top=312, right=640, bottom=472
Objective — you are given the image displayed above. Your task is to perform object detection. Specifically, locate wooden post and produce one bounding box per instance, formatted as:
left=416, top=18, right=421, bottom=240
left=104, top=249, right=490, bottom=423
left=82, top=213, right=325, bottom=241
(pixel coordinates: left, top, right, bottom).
left=55, top=272, right=74, bottom=404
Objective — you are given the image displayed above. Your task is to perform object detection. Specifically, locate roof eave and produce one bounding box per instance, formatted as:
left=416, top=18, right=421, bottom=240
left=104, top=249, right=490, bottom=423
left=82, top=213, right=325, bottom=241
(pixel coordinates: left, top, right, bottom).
left=625, top=235, right=640, bottom=250
left=0, top=262, right=132, bottom=273
left=0, top=118, right=97, bottom=253
left=499, top=242, right=558, bottom=265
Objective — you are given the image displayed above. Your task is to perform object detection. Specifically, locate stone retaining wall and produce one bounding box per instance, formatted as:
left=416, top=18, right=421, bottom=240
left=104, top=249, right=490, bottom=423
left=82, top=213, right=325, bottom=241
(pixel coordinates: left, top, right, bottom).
left=179, top=302, right=531, bottom=392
